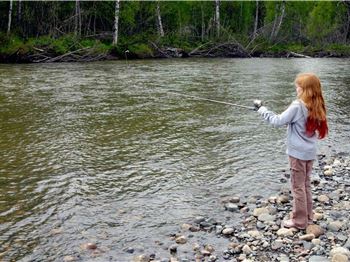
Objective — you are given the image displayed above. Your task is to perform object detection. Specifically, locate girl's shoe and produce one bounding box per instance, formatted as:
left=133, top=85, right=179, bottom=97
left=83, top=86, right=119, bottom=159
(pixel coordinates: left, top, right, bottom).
left=283, top=219, right=305, bottom=230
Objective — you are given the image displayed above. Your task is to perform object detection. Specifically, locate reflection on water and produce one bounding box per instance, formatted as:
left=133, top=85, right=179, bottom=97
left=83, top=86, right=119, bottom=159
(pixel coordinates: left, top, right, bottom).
left=0, top=58, right=349, bottom=261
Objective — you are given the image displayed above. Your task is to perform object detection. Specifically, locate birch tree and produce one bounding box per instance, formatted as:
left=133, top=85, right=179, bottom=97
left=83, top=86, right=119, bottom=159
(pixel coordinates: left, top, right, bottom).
left=7, top=0, right=13, bottom=35
left=273, top=0, right=285, bottom=39
left=75, top=0, right=81, bottom=37
left=113, top=0, right=120, bottom=45
left=215, top=0, right=220, bottom=37
left=156, top=1, right=164, bottom=37
left=270, top=1, right=286, bottom=41
left=253, top=0, right=259, bottom=38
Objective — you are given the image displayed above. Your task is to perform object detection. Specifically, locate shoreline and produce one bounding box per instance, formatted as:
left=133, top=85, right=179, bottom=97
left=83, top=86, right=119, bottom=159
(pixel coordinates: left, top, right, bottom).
left=124, top=152, right=350, bottom=262
left=1, top=45, right=350, bottom=64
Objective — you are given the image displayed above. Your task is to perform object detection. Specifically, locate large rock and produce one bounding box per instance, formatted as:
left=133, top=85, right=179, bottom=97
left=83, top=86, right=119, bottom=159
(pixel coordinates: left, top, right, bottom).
left=330, top=247, right=350, bottom=258
left=332, top=254, right=349, bottom=262
left=306, top=224, right=324, bottom=238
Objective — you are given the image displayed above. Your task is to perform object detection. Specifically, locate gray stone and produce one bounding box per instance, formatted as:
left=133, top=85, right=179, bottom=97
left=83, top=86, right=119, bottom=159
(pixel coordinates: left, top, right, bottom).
left=328, top=221, right=343, bottom=232
left=194, top=216, right=205, bottom=224
left=308, top=255, right=329, bottom=262
left=258, top=213, right=275, bottom=222
left=271, top=240, right=284, bottom=250
left=225, top=203, right=239, bottom=212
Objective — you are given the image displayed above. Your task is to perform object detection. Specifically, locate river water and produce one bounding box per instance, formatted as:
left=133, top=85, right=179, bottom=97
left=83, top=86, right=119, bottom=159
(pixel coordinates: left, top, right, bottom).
left=0, top=58, right=349, bottom=261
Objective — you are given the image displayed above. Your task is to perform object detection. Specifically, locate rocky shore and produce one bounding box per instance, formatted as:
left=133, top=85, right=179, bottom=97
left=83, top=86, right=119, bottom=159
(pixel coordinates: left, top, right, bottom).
left=127, top=153, right=350, bottom=262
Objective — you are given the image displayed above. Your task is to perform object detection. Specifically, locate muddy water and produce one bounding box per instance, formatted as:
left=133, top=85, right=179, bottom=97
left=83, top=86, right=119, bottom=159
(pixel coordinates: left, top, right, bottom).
left=0, top=58, right=349, bottom=261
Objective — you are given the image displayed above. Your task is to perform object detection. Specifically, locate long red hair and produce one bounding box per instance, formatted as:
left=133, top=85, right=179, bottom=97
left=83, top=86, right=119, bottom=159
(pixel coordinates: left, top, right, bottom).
left=295, top=73, right=328, bottom=139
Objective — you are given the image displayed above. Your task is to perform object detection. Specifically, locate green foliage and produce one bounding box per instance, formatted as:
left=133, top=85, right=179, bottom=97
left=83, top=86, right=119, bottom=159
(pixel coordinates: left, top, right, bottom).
left=1, top=1, right=350, bottom=60
left=306, top=2, right=345, bottom=43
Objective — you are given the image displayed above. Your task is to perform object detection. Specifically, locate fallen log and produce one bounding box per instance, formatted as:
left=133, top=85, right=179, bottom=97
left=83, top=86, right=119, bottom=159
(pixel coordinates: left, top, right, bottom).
left=287, top=51, right=311, bottom=58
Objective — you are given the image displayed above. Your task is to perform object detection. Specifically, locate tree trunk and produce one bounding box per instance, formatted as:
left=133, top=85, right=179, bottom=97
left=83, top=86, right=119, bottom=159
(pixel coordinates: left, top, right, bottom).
left=113, top=0, right=120, bottom=45
left=270, top=3, right=278, bottom=40
left=7, top=0, right=13, bottom=35
left=253, top=0, right=259, bottom=38
left=273, top=0, right=285, bottom=39
left=156, top=1, right=164, bottom=37
left=75, top=0, right=81, bottom=37
left=215, top=0, right=220, bottom=37
left=18, top=0, right=22, bottom=24
left=201, top=4, right=205, bottom=41
left=344, top=2, right=350, bottom=43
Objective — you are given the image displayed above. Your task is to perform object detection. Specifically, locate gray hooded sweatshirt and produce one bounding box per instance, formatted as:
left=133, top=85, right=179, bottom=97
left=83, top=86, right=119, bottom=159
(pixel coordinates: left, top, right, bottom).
left=258, top=100, right=317, bottom=160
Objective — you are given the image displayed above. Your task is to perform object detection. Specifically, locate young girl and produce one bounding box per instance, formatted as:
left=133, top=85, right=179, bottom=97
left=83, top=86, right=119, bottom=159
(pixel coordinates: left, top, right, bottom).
left=254, top=73, right=328, bottom=230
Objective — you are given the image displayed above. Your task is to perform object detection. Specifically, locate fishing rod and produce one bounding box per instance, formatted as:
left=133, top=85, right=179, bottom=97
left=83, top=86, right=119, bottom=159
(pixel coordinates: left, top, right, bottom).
left=166, top=91, right=255, bottom=110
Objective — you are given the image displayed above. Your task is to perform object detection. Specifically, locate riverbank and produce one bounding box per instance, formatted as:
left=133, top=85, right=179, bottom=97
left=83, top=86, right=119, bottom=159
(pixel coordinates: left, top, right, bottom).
left=1, top=35, right=350, bottom=63
left=125, top=153, right=350, bottom=262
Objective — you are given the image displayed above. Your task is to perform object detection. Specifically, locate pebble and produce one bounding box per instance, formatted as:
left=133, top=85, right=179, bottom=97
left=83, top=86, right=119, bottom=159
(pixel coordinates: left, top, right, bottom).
left=328, top=221, right=343, bottom=232
left=63, top=256, right=76, bottom=262
left=277, top=228, right=294, bottom=237
left=81, top=242, right=97, bottom=250
left=247, top=230, right=262, bottom=239
left=309, top=255, right=329, bottom=262
left=253, top=207, right=269, bottom=217
left=318, top=195, right=330, bottom=203
left=299, top=233, right=315, bottom=241
left=242, top=245, right=252, bottom=255
left=225, top=203, right=239, bottom=212
left=175, top=236, right=187, bottom=244
left=257, top=213, right=275, bottom=222
left=324, top=169, right=333, bottom=176
left=312, top=238, right=322, bottom=246
left=133, top=254, right=150, bottom=262
left=222, top=228, right=234, bottom=235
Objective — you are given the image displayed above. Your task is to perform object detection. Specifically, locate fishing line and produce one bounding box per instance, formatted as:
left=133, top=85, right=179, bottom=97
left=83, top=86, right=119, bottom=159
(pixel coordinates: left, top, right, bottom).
left=166, top=91, right=255, bottom=110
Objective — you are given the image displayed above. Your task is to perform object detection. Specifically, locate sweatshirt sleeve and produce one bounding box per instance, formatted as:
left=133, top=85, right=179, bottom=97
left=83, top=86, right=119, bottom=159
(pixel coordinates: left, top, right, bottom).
left=257, top=101, right=300, bottom=127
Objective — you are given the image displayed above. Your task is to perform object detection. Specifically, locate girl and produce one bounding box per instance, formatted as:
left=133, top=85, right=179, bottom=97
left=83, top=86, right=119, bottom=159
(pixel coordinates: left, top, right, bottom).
left=254, top=73, right=328, bottom=230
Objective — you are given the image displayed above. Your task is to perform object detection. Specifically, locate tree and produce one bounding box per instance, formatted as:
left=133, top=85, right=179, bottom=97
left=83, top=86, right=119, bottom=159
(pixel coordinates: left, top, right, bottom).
left=113, top=0, right=120, bottom=45
left=75, top=0, right=81, bottom=37
left=215, top=0, right=220, bottom=37
left=253, top=0, right=259, bottom=38
left=156, top=1, right=164, bottom=37
left=7, top=0, right=13, bottom=35
left=270, top=1, right=286, bottom=41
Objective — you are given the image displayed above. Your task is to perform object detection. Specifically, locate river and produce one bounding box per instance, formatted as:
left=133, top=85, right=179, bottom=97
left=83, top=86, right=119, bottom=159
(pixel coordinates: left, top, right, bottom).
left=0, top=58, right=349, bottom=261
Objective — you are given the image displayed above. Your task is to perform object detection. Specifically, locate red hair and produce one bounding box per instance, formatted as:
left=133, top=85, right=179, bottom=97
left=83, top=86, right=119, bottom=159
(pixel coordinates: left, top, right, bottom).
left=295, top=73, right=328, bottom=139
